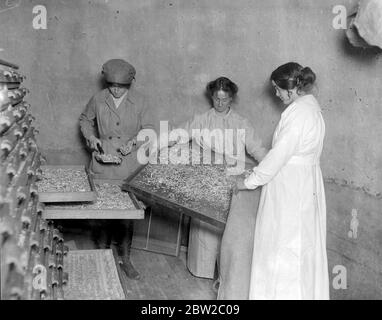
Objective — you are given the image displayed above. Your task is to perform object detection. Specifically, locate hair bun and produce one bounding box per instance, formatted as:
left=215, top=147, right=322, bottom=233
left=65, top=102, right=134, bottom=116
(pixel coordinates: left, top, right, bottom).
left=270, top=62, right=316, bottom=93
left=299, top=67, right=316, bottom=89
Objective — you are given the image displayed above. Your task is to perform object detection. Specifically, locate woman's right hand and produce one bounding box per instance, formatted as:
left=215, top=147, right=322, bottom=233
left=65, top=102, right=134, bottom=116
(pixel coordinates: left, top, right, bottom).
left=232, top=176, right=248, bottom=195
left=88, top=136, right=102, bottom=152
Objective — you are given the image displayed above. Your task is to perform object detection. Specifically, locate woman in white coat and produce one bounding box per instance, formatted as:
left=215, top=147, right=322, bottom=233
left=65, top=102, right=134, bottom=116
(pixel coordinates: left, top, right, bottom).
left=235, top=62, right=329, bottom=299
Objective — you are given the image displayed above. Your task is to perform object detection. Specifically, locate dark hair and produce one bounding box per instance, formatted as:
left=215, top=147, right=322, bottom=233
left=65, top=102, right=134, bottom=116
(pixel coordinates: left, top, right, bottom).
left=106, top=81, right=131, bottom=89
left=206, top=77, right=238, bottom=99
left=270, top=62, right=316, bottom=93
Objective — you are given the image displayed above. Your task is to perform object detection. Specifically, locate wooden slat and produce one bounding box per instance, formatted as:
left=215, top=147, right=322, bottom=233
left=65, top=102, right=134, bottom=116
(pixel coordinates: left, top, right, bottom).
left=0, top=76, right=21, bottom=84
left=42, top=165, right=89, bottom=169
left=132, top=238, right=179, bottom=256
left=127, top=185, right=226, bottom=228
left=132, top=205, right=184, bottom=257
left=127, top=190, right=146, bottom=210
left=42, top=208, right=144, bottom=220
left=5, top=83, right=21, bottom=90
left=38, top=191, right=96, bottom=203
left=0, top=59, right=19, bottom=70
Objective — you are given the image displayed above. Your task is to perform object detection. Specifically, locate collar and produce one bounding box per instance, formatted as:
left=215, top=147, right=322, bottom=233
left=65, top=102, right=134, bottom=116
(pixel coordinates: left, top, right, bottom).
left=125, top=88, right=135, bottom=104
left=105, top=88, right=135, bottom=105
left=111, top=91, right=128, bottom=104
left=281, top=94, right=315, bottom=118
left=211, top=107, right=233, bottom=119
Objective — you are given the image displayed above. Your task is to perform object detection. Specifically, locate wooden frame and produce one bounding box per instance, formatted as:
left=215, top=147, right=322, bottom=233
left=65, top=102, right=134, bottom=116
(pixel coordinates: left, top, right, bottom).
left=132, top=206, right=184, bottom=257
left=42, top=172, right=145, bottom=220
left=123, top=164, right=230, bottom=229
left=38, top=165, right=97, bottom=203
left=0, top=59, right=19, bottom=69
left=42, top=191, right=145, bottom=220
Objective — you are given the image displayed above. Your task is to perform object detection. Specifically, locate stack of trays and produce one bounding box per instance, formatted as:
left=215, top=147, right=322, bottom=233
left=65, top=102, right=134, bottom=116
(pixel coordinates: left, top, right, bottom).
left=37, top=165, right=145, bottom=220
left=0, top=59, right=68, bottom=300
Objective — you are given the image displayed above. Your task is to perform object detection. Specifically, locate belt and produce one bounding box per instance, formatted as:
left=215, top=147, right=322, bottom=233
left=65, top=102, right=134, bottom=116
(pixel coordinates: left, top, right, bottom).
left=287, top=156, right=319, bottom=166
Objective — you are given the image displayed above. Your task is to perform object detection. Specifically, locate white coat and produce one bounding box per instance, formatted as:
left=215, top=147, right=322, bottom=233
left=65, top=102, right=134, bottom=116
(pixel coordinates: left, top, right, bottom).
left=244, top=94, right=329, bottom=300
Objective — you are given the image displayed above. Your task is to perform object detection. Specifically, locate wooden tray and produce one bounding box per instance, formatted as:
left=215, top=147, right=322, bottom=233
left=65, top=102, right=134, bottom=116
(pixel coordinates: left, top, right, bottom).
left=42, top=182, right=145, bottom=220
left=123, top=164, right=233, bottom=228
left=0, top=59, right=19, bottom=70
left=38, top=165, right=97, bottom=203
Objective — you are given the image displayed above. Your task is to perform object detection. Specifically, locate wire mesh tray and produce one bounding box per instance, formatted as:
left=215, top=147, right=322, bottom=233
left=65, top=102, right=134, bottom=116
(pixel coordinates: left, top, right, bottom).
left=123, top=163, right=235, bottom=228
left=42, top=180, right=145, bottom=220
left=37, top=165, right=97, bottom=203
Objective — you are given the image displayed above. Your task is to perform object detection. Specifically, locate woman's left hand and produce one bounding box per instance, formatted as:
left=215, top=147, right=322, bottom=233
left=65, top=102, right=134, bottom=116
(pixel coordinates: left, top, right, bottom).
left=119, top=138, right=137, bottom=156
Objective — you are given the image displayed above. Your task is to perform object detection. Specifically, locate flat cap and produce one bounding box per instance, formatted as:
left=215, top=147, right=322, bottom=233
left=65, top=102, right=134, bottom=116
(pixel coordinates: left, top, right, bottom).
left=102, top=59, right=136, bottom=84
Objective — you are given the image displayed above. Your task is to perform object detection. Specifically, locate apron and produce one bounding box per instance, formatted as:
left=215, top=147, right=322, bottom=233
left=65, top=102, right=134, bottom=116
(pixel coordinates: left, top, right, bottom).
left=217, top=188, right=261, bottom=299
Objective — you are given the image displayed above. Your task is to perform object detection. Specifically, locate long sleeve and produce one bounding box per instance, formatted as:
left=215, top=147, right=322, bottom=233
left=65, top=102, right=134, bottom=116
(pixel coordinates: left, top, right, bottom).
left=242, top=120, right=268, bottom=162
left=154, top=111, right=204, bottom=152
left=161, top=112, right=202, bottom=145
left=79, top=96, right=98, bottom=140
left=244, top=114, right=303, bottom=189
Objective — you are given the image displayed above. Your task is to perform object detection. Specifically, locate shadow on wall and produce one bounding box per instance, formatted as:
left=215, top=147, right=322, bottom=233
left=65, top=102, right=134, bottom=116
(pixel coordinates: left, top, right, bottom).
left=340, top=33, right=382, bottom=63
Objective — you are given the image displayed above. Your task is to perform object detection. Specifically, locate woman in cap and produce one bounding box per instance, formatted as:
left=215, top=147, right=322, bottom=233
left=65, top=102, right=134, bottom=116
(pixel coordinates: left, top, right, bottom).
left=79, top=59, right=154, bottom=280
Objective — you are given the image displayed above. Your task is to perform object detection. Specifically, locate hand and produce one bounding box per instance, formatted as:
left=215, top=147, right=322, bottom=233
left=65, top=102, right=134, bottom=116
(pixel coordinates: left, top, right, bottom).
left=88, top=136, right=102, bottom=152
left=119, top=139, right=136, bottom=156
left=232, top=176, right=248, bottom=195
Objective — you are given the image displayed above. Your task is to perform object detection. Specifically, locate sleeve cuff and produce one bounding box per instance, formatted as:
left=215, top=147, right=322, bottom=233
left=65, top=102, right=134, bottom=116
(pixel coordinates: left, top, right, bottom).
left=244, top=177, right=258, bottom=190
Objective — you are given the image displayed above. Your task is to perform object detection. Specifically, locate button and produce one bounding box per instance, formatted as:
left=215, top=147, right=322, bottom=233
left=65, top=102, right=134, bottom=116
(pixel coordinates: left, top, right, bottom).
left=116, top=122, right=120, bottom=126
left=109, top=137, right=112, bottom=140
left=118, top=137, right=121, bottom=139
